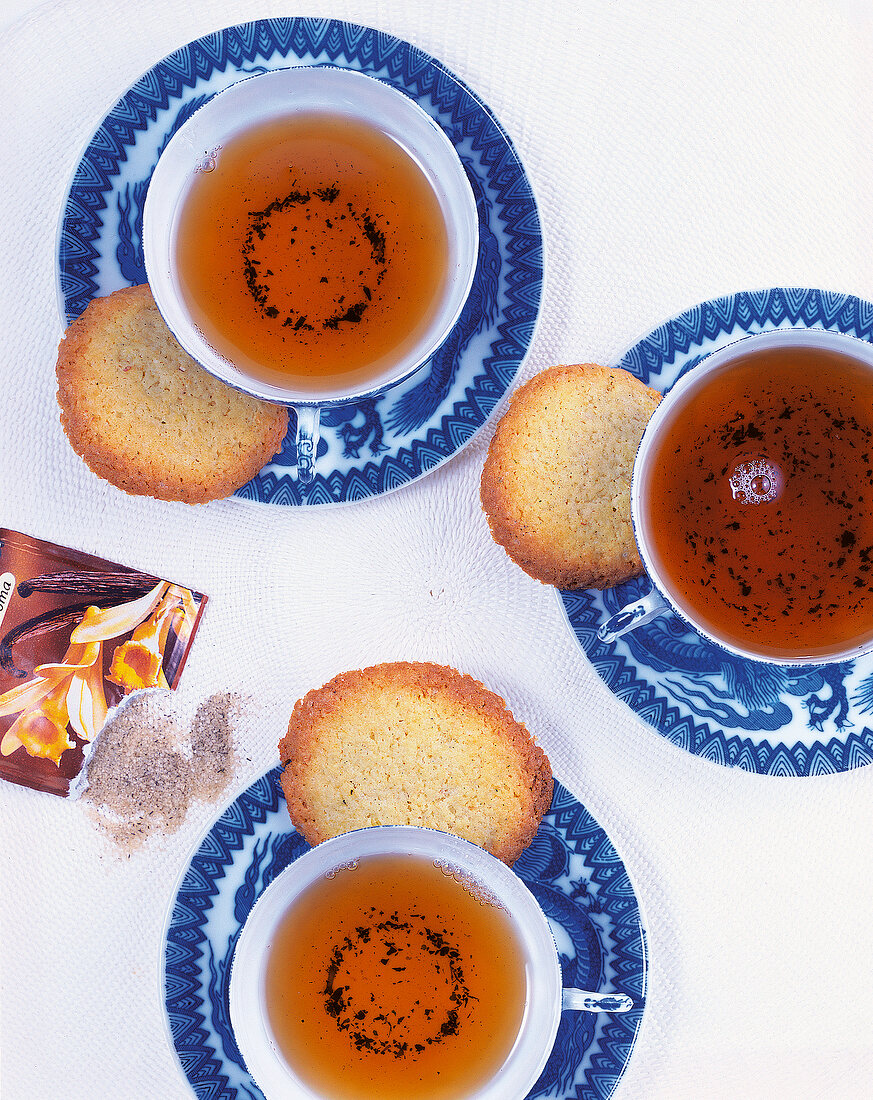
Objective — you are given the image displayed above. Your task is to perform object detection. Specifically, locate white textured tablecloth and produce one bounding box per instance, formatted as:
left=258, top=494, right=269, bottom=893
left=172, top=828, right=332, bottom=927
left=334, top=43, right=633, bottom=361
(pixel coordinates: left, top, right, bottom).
left=2, top=1, right=873, bottom=1097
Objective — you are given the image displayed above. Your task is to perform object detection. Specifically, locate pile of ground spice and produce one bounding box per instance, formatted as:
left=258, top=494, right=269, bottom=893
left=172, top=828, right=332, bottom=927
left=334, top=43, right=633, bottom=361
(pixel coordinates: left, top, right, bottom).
left=81, top=689, right=241, bottom=852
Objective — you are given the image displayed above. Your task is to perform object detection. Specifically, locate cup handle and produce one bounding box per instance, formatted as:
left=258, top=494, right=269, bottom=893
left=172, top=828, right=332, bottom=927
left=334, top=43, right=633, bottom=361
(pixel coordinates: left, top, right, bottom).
left=562, top=988, right=634, bottom=1013
left=293, top=405, right=321, bottom=485
left=597, top=587, right=669, bottom=644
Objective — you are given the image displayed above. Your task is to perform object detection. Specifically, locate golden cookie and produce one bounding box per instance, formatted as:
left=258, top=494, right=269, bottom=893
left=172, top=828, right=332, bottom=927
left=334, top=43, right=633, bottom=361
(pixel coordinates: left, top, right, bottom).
left=56, top=284, right=288, bottom=503
left=279, top=661, right=553, bottom=865
left=480, top=363, right=661, bottom=589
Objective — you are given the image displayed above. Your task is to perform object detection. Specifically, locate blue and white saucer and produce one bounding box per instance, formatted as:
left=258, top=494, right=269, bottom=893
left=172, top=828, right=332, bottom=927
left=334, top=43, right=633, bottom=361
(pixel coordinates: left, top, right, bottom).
left=163, top=770, right=647, bottom=1100
left=56, top=18, right=542, bottom=506
left=562, top=287, right=873, bottom=777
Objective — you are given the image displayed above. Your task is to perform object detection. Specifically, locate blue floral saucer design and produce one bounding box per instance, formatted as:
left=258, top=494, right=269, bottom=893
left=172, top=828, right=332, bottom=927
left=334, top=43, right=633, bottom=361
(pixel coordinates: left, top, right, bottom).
left=561, top=287, right=873, bottom=777
left=56, top=18, right=542, bottom=506
left=163, top=770, right=647, bottom=1100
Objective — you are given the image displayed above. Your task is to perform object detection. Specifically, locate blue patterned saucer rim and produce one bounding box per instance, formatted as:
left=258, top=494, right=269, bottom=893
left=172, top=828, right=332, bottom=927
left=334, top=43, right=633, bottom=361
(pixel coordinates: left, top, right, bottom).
left=162, top=769, right=647, bottom=1100
left=56, top=17, right=543, bottom=508
left=561, top=286, right=873, bottom=777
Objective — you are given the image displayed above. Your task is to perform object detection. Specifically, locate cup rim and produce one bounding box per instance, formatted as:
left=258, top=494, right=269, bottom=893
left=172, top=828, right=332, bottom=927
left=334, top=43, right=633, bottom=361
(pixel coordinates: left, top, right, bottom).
left=228, top=825, right=562, bottom=1100
left=631, top=326, right=873, bottom=666
left=142, top=64, right=479, bottom=408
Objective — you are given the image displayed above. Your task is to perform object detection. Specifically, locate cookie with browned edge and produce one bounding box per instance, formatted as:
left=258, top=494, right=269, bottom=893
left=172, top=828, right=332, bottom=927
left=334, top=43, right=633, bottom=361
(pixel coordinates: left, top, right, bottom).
left=279, top=661, right=553, bottom=865
left=480, top=363, right=661, bottom=589
left=56, top=284, right=288, bottom=503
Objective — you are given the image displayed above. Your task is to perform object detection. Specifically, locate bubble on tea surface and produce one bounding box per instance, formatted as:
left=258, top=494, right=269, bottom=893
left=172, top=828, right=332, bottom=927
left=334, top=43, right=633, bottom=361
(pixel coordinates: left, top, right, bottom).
left=195, top=145, right=222, bottom=173
left=728, top=455, right=784, bottom=505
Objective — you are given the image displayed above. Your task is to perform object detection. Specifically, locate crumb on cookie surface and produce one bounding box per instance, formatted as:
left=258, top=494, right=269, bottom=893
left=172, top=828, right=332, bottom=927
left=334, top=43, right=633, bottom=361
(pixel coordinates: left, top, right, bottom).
left=480, top=363, right=661, bottom=589
left=56, top=284, right=288, bottom=503
left=279, top=661, right=553, bottom=865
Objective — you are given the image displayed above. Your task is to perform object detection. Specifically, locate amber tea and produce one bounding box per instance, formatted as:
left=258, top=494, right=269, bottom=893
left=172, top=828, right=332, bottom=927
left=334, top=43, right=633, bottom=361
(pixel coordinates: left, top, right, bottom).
left=639, top=340, right=873, bottom=660
left=175, top=112, right=450, bottom=393
left=263, top=853, right=527, bottom=1100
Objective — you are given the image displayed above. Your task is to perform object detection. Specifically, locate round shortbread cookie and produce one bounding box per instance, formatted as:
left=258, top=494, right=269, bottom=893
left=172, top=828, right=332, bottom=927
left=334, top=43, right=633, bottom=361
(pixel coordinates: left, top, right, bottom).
left=279, top=661, right=553, bottom=865
left=56, top=284, right=289, bottom=503
left=480, top=363, right=661, bottom=589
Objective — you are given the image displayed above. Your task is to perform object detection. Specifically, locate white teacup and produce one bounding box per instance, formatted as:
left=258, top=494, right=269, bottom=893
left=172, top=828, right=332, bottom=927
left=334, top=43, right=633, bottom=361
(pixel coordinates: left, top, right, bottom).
left=229, top=826, right=633, bottom=1100
left=143, top=66, right=478, bottom=483
left=599, top=326, right=873, bottom=665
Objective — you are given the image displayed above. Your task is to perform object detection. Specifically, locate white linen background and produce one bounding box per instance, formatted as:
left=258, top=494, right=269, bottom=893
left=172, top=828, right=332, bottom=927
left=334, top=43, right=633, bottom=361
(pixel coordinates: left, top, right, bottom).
left=1, top=0, right=872, bottom=1097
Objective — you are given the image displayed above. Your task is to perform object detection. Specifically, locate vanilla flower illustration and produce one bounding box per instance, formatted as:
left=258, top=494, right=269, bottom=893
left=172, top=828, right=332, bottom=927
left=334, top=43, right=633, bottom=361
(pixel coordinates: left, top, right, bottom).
left=106, top=586, right=190, bottom=692
left=0, top=640, right=103, bottom=764
left=0, top=581, right=196, bottom=765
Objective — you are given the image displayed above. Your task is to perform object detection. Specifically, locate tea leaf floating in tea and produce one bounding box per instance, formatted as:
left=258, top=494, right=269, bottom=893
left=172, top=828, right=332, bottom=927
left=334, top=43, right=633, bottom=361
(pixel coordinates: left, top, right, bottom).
left=265, top=853, right=527, bottom=1100
left=644, top=343, right=873, bottom=659
left=176, top=113, right=450, bottom=392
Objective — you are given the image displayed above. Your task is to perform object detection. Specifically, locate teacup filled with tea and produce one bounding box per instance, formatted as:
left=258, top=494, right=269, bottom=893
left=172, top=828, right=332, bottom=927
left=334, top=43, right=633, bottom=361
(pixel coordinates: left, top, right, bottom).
left=229, top=826, right=632, bottom=1100
left=143, top=66, right=478, bottom=482
left=599, top=326, right=873, bottom=664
